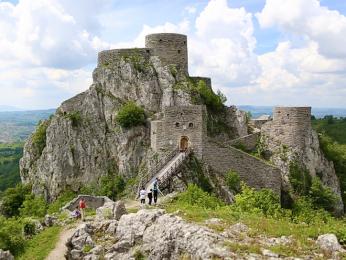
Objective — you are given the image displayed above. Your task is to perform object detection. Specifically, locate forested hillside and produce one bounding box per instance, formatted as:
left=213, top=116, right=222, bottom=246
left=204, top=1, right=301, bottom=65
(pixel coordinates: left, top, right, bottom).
left=312, top=116, right=346, bottom=206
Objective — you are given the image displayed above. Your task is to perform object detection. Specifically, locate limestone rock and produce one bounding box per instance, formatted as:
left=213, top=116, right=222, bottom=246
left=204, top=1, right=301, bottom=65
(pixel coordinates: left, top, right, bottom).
left=0, top=250, right=14, bottom=260
left=44, top=214, right=58, bottom=227
left=316, top=234, right=344, bottom=253
left=113, top=200, right=127, bottom=220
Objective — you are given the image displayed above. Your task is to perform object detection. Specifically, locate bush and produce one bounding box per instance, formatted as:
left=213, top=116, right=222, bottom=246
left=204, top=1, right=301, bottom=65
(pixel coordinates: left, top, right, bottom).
left=309, top=177, right=337, bottom=211
left=232, top=183, right=281, bottom=216
left=0, top=184, right=31, bottom=217
left=288, top=161, right=312, bottom=196
left=47, top=190, right=76, bottom=214
left=177, top=184, right=222, bottom=209
left=20, top=195, right=47, bottom=218
left=99, top=174, right=126, bottom=200
left=32, top=119, right=50, bottom=156
left=196, top=80, right=224, bottom=112
left=22, top=219, right=36, bottom=237
left=226, top=170, right=241, bottom=193
left=116, top=101, right=146, bottom=128
left=65, top=111, right=82, bottom=127
left=0, top=216, right=25, bottom=255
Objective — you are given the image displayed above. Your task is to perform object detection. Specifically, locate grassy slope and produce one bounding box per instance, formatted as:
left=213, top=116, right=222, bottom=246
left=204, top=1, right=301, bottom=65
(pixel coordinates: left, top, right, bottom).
left=0, top=143, right=23, bottom=192
left=17, top=226, right=62, bottom=260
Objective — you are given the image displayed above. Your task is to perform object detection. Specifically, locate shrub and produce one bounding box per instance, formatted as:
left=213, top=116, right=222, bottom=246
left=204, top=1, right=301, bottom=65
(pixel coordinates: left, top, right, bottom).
left=20, top=195, right=47, bottom=218
left=177, top=184, right=222, bottom=209
left=32, top=119, right=50, bottom=156
left=99, top=174, right=126, bottom=200
left=22, top=219, right=36, bottom=237
left=116, top=101, right=146, bottom=128
left=65, top=111, right=82, bottom=127
left=232, top=183, right=281, bottom=216
left=0, top=184, right=31, bottom=217
left=196, top=80, right=224, bottom=111
left=288, top=161, right=312, bottom=196
left=0, top=216, right=25, bottom=255
left=309, top=177, right=337, bottom=211
left=226, top=170, right=241, bottom=193
left=47, top=190, right=76, bottom=214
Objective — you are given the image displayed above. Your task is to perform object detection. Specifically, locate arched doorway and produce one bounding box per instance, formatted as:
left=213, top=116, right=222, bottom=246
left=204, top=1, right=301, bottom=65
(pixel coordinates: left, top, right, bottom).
left=180, top=136, right=189, bottom=151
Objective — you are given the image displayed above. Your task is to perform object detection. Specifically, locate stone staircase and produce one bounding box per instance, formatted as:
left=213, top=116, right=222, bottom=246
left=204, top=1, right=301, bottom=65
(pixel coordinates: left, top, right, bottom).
left=144, top=148, right=191, bottom=192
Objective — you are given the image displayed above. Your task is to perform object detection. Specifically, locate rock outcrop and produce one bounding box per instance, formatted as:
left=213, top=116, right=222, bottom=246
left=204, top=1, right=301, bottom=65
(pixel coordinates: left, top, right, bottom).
left=0, top=250, right=14, bottom=260
left=19, top=49, right=247, bottom=201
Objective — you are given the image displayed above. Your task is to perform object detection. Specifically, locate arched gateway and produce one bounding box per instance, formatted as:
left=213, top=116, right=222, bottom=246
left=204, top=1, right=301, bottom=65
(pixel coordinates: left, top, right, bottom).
left=180, top=136, right=189, bottom=151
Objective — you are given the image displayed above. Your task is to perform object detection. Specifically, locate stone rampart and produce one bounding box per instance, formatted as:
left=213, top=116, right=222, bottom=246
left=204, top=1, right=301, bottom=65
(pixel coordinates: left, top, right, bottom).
left=62, top=195, right=114, bottom=211
left=227, top=132, right=260, bottom=151
left=203, top=140, right=281, bottom=195
left=97, top=48, right=151, bottom=67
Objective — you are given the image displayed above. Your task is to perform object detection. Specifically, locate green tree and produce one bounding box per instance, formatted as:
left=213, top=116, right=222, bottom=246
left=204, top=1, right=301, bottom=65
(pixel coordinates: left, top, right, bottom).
left=116, top=101, right=146, bottom=128
left=0, top=216, right=25, bottom=255
left=0, top=184, right=31, bottom=217
left=20, top=195, right=47, bottom=218
left=288, top=162, right=312, bottom=196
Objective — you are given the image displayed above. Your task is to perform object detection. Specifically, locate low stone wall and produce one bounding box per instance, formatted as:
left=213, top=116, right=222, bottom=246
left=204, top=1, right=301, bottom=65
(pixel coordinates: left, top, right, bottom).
left=203, top=140, right=281, bottom=195
left=62, top=195, right=114, bottom=211
left=227, top=133, right=260, bottom=151
left=97, top=48, right=151, bottom=67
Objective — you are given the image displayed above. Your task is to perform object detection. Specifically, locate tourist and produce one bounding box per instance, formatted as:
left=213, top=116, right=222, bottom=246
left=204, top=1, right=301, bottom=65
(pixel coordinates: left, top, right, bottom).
left=71, top=206, right=81, bottom=219
left=147, top=189, right=153, bottom=205
left=79, top=198, right=86, bottom=221
left=139, top=187, right=146, bottom=205
left=153, top=178, right=159, bottom=204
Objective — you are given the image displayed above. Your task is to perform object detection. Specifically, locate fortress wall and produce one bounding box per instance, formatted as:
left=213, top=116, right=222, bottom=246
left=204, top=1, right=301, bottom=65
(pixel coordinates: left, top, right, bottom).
left=227, top=132, right=260, bottom=151
left=145, top=33, right=188, bottom=73
left=97, top=48, right=151, bottom=67
left=151, top=120, right=165, bottom=152
left=264, top=107, right=312, bottom=150
left=161, top=105, right=207, bottom=159
left=203, top=140, right=281, bottom=195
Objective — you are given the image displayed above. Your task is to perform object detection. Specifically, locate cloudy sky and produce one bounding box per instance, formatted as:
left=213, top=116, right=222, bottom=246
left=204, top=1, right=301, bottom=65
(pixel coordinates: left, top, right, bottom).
left=0, top=0, right=346, bottom=109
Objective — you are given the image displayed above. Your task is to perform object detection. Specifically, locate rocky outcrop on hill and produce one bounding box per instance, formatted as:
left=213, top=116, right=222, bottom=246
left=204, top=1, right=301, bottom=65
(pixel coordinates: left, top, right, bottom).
left=20, top=53, right=247, bottom=200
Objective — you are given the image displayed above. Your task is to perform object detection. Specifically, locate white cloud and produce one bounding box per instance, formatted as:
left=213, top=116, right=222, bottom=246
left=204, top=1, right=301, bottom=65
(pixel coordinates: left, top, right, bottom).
left=257, top=0, right=346, bottom=58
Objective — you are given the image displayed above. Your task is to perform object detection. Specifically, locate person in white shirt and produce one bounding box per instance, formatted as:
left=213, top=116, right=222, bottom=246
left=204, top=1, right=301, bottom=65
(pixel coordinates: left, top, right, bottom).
left=139, top=187, right=147, bottom=204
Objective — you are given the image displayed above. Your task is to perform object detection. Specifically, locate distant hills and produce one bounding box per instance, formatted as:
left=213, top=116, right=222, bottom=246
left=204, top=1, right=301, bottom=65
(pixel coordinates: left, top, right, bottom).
left=238, top=105, right=346, bottom=119
left=0, top=109, right=55, bottom=143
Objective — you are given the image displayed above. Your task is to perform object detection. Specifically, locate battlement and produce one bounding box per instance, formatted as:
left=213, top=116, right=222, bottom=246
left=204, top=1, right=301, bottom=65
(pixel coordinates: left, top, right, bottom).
left=97, top=48, right=151, bottom=67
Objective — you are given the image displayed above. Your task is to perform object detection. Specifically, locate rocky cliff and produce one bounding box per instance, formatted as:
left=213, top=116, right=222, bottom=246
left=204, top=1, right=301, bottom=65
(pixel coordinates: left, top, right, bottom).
left=20, top=54, right=247, bottom=201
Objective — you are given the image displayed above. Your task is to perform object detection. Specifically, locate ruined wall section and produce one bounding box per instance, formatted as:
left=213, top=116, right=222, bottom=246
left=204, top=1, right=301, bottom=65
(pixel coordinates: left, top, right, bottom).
left=97, top=48, right=151, bottom=67
left=145, top=33, right=188, bottom=73
left=203, top=140, right=282, bottom=195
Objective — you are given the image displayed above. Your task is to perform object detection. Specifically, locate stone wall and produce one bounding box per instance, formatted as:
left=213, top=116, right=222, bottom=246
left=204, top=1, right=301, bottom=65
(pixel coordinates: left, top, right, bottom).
left=227, top=132, right=260, bottom=151
left=62, top=195, right=113, bottom=211
left=203, top=140, right=281, bottom=195
left=145, top=33, right=188, bottom=73
left=151, top=105, right=207, bottom=159
left=97, top=48, right=151, bottom=67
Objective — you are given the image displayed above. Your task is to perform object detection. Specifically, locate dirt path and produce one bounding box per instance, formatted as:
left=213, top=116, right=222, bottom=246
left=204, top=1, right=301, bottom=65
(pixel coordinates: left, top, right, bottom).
left=45, top=225, right=76, bottom=260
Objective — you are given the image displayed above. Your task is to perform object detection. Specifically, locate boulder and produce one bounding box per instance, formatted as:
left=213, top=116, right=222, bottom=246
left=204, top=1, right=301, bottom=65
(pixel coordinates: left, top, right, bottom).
left=0, top=250, right=14, bottom=260
left=316, top=234, right=344, bottom=253
left=113, top=201, right=127, bottom=220
left=44, top=214, right=58, bottom=227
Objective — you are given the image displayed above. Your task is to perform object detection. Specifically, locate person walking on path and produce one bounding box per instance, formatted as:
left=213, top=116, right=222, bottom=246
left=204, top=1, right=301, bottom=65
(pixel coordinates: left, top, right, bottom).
left=79, top=198, right=86, bottom=221
left=139, top=187, right=147, bottom=205
left=153, top=178, right=159, bottom=204
left=147, top=189, right=153, bottom=205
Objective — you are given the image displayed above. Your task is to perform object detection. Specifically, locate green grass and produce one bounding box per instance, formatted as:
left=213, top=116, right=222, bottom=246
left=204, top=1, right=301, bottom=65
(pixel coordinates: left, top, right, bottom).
left=17, top=226, right=62, bottom=260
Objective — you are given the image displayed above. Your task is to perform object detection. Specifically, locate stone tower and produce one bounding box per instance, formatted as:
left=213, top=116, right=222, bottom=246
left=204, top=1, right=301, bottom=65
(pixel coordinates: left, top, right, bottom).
left=270, top=107, right=311, bottom=150
left=145, top=33, right=188, bottom=73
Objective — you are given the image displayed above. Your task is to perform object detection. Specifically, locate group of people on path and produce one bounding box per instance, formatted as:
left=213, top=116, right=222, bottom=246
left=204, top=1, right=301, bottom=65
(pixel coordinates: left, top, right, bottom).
left=71, top=198, right=86, bottom=221
left=139, top=178, right=160, bottom=206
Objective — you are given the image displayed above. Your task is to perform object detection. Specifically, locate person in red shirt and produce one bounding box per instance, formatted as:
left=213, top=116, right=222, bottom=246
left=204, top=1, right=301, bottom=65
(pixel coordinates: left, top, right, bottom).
left=79, top=198, right=86, bottom=221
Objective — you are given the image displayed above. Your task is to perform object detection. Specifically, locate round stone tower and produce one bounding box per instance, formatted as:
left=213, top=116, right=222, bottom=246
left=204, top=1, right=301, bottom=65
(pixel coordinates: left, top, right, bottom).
left=145, top=33, right=188, bottom=73
left=271, top=107, right=311, bottom=150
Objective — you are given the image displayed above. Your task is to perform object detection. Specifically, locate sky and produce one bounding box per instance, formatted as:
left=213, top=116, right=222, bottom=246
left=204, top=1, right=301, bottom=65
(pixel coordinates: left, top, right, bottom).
left=0, top=0, right=346, bottom=109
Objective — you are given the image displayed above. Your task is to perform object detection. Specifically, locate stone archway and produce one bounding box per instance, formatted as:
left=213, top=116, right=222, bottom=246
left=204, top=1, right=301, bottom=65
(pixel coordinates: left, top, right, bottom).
left=180, top=136, right=189, bottom=151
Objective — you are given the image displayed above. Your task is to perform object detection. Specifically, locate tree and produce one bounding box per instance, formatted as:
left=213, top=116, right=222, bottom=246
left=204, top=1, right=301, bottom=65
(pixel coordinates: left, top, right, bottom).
left=0, top=184, right=31, bottom=217
left=116, top=102, right=146, bottom=128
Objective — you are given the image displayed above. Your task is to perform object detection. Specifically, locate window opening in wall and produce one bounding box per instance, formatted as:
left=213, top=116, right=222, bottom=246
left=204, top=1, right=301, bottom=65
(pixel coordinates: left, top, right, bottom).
left=178, top=50, right=181, bottom=54
left=183, top=41, right=186, bottom=44
left=189, top=122, right=193, bottom=128
left=146, top=49, right=150, bottom=53
left=159, top=39, right=162, bottom=42
left=175, top=122, right=180, bottom=127
left=287, top=114, right=289, bottom=118
left=180, top=113, right=183, bottom=116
